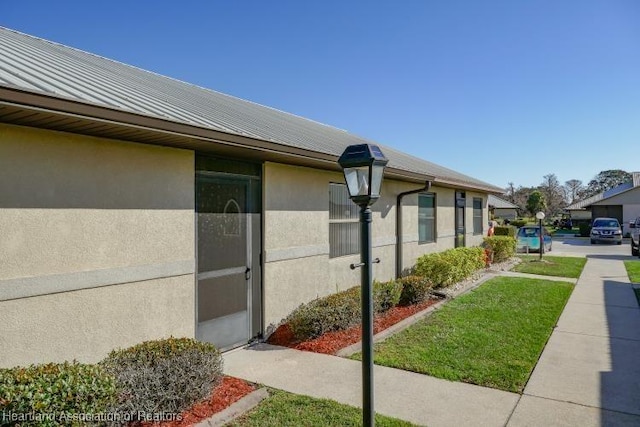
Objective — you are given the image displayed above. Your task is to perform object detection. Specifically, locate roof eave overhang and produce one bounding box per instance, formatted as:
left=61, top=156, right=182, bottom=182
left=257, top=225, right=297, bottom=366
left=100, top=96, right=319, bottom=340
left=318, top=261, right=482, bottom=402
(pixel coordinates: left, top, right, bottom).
left=0, top=86, right=501, bottom=192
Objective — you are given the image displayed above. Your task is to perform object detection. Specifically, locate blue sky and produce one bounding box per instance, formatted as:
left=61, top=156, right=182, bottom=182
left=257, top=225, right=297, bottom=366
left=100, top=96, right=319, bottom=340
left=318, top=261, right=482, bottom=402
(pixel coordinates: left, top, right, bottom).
left=2, top=1, right=639, bottom=190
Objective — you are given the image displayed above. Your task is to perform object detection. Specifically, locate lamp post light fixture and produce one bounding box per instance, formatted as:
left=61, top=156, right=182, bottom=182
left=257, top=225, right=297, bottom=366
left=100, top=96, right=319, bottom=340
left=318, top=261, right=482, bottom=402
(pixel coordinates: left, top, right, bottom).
left=536, top=211, right=546, bottom=260
left=338, top=143, right=388, bottom=427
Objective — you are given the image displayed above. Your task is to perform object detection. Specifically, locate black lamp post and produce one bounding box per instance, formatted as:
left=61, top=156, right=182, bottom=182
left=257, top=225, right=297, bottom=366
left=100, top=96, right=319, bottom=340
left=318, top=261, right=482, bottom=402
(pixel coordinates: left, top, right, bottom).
left=338, top=144, right=388, bottom=427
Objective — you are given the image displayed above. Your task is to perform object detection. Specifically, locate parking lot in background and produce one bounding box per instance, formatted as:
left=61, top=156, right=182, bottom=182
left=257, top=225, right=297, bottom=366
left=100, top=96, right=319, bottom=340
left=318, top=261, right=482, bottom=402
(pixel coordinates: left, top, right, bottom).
left=549, top=236, right=633, bottom=258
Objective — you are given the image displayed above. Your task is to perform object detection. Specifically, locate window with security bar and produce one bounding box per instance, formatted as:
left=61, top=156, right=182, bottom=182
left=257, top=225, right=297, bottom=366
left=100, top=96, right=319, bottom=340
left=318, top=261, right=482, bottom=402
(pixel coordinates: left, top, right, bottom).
left=329, top=183, right=360, bottom=258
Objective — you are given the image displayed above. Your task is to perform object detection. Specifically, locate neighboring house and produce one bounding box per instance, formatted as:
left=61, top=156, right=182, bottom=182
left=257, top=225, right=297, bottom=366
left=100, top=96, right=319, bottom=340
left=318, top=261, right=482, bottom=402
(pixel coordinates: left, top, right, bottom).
left=0, top=27, right=502, bottom=368
left=488, top=195, right=518, bottom=221
left=565, top=173, right=640, bottom=234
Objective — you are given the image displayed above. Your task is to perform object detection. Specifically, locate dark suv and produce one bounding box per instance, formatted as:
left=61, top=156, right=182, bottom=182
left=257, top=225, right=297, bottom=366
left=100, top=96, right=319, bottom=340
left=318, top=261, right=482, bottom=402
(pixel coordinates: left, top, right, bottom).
left=590, top=217, right=623, bottom=245
left=630, top=217, right=640, bottom=256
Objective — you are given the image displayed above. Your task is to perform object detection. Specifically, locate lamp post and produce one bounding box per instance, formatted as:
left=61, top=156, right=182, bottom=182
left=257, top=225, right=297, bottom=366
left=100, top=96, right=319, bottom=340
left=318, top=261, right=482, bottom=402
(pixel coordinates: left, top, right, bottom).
left=536, top=211, right=545, bottom=260
left=338, top=143, right=388, bottom=427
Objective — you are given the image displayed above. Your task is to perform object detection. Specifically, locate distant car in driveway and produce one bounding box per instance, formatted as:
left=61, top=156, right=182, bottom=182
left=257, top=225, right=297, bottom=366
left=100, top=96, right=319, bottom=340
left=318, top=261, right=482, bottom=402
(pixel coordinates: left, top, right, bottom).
left=517, top=226, right=552, bottom=253
left=590, top=217, right=622, bottom=245
left=630, top=217, right=640, bottom=256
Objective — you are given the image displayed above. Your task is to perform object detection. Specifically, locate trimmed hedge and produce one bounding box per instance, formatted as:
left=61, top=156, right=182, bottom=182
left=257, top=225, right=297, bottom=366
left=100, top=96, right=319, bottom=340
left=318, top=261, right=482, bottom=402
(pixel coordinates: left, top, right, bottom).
left=483, top=236, right=517, bottom=263
left=494, top=225, right=516, bottom=237
left=287, top=287, right=361, bottom=341
left=579, top=224, right=591, bottom=237
left=0, top=362, right=116, bottom=426
left=414, top=247, right=485, bottom=288
left=398, top=275, right=434, bottom=306
left=288, top=279, right=402, bottom=341
left=373, top=279, right=403, bottom=313
left=510, top=219, right=528, bottom=228
left=101, top=337, right=223, bottom=422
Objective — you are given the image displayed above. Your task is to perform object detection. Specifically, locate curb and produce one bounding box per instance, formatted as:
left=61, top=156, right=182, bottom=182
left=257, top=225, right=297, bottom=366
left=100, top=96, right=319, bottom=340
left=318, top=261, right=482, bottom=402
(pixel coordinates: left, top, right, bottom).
left=195, top=387, right=269, bottom=427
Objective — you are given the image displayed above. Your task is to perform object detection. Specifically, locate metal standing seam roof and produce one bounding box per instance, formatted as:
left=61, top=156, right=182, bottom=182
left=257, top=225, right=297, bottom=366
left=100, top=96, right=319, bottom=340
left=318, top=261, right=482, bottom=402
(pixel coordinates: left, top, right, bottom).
left=0, top=26, right=502, bottom=192
left=487, top=194, right=518, bottom=209
left=565, top=172, right=640, bottom=210
left=565, top=193, right=604, bottom=210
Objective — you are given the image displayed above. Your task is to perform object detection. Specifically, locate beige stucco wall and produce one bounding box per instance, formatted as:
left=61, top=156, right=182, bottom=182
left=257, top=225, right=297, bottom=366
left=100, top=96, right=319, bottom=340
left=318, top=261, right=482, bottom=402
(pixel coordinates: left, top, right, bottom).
left=569, top=209, right=592, bottom=220
left=466, top=191, right=489, bottom=248
left=0, top=275, right=194, bottom=367
left=262, top=162, right=490, bottom=328
left=0, top=124, right=195, bottom=367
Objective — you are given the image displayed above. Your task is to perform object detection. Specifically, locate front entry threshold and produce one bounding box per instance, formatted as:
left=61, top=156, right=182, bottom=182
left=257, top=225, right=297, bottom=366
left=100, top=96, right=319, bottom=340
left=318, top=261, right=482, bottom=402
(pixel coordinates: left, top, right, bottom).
left=197, top=311, right=248, bottom=352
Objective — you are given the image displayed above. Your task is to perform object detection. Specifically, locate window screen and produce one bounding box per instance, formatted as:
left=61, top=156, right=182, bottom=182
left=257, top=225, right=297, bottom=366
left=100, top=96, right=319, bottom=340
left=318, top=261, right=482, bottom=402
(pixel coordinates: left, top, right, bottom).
left=329, top=183, right=360, bottom=257
left=473, top=198, right=483, bottom=235
left=419, top=193, right=436, bottom=243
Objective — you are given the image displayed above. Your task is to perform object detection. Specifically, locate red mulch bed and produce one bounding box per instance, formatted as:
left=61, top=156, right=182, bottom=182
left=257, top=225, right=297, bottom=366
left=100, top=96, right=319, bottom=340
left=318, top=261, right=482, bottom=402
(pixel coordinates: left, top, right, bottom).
left=268, top=298, right=440, bottom=354
left=136, top=376, right=255, bottom=427
left=133, top=299, right=440, bottom=426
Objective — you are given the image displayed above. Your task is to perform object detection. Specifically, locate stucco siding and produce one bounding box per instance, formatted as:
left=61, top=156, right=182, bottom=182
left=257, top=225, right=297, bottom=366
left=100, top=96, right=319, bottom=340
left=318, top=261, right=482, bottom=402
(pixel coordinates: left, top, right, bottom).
left=400, top=187, right=456, bottom=273
left=262, top=162, right=489, bottom=327
left=0, top=124, right=195, bottom=367
left=569, top=209, right=592, bottom=220
left=0, top=275, right=194, bottom=367
left=591, top=187, right=640, bottom=206
left=466, top=191, right=488, bottom=247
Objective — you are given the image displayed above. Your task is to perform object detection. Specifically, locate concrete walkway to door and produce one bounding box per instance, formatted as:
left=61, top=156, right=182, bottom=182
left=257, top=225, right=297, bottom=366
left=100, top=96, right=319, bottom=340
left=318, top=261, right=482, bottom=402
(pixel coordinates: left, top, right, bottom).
left=223, top=256, right=640, bottom=426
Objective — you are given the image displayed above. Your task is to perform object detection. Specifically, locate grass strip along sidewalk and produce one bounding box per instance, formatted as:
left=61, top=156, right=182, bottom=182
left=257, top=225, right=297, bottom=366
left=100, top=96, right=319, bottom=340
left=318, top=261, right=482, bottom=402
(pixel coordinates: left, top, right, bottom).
left=624, top=260, right=640, bottom=283
left=624, top=260, right=640, bottom=306
left=512, top=255, right=586, bottom=279
left=353, top=277, right=573, bottom=393
left=229, top=389, right=417, bottom=426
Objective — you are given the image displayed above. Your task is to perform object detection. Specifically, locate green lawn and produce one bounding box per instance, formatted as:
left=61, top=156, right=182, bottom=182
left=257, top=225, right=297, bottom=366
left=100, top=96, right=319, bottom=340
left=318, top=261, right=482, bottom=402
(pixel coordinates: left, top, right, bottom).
left=229, top=389, right=417, bottom=426
left=512, top=255, right=587, bottom=279
left=353, top=277, right=573, bottom=393
left=624, top=260, right=640, bottom=283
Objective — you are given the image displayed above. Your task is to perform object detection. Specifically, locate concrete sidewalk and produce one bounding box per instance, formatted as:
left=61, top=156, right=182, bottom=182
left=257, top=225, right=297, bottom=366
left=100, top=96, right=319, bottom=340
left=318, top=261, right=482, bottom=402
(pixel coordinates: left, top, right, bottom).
left=224, top=343, right=519, bottom=426
left=223, top=259, right=640, bottom=426
left=508, top=257, right=640, bottom=426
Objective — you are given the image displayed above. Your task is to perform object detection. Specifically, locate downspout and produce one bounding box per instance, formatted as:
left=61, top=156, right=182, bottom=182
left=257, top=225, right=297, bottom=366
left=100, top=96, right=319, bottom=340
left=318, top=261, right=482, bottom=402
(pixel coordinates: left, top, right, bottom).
left=396, top=180, right=432, bottom=278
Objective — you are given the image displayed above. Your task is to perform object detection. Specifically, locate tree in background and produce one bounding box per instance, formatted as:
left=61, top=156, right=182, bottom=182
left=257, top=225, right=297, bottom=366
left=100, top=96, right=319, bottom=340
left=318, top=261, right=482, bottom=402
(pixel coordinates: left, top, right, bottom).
left=564, top=179, right=585, bottom=204
left=505, top=182, right=517, bottom=204
left=505, top=185, right=536, bottom=216
left=539, top=174, right=566, bottom=216
left=583, top=170, right=632, bottom=198
left=526, top=190, right=546, bottom=216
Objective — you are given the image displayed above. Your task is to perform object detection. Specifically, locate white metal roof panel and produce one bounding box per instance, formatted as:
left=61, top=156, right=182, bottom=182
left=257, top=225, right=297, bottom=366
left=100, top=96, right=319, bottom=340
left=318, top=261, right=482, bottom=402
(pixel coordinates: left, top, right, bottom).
left=488, top=194, right=518, bottom=209
left=0, top=26, right=501, bottom=191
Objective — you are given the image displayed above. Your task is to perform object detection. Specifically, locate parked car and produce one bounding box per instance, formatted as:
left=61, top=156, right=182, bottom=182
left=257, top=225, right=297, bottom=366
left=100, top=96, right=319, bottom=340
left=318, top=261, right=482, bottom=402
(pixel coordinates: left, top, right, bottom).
left=630, top=217, right=640, bottom=256
left=516, top=226, right=552, bottom=253
left=590, top=217, right=623, bottom=245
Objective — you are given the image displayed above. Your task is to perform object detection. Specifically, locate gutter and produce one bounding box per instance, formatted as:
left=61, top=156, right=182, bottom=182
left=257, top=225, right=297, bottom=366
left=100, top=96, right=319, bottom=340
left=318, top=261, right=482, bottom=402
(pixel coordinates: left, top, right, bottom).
left=0, top=87, right=504, bottom=193
left=396, top=180, right=432, bottom=278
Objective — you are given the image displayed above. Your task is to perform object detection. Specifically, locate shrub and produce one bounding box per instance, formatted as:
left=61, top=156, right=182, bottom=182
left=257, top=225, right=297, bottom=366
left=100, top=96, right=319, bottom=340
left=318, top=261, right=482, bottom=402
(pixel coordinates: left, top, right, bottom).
left=0, top=362, right=116, bottom=426
left=288, top=280, right=403, bottom=341
left=494, top=225, right=516, bottom=237
left=483, top=236, right=517, bottom=263
left=398, top=275, right=434, bottom=306
left=373, top=279, right=402, bottom=313
left=288, top=288, right=361, bottom=341
left=579, top=224, right=591, bottom=237
left=101, top=337, right=223, bottom=422
left=414, top=247, right=485, bottom=288
left=510, top=219, right=528, bottom=228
